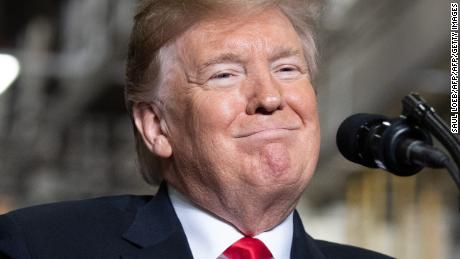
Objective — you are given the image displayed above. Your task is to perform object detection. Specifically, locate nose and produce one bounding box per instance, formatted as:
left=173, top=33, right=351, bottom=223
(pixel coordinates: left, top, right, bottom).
left=246, top=74, right=285, bottom=115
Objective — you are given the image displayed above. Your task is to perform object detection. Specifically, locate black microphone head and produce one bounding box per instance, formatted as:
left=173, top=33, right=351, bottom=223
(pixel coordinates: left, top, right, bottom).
left=336, top=113, right=387, bottom=168
left=337, top=113, right=431, bottom=176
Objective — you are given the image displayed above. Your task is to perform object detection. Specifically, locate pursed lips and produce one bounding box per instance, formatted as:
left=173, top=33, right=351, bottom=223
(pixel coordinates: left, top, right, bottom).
left=234, top=125, right=300, bottom=138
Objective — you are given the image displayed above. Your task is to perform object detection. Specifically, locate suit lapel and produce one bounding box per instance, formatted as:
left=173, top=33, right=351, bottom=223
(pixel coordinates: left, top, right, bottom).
left=290, top=211, right=327, bottom=259
left=121, top=183, right=193, bottom=259
left=121, top=184, right=327, bottom=259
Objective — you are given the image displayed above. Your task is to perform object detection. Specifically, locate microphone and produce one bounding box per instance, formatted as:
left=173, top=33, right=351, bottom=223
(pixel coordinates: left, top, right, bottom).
left=336, top=113, right=448, bottom=176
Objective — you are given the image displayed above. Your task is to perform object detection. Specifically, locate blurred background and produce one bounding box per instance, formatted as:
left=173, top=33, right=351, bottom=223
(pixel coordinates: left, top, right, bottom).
left=0, top=0, right=457, bottom=258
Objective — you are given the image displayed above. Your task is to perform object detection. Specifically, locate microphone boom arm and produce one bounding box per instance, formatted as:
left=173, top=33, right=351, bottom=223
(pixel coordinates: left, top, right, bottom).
left=402, top=93, right=460, bottom=191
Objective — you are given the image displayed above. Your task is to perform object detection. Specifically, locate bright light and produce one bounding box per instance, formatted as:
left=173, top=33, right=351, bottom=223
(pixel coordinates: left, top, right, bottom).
left=0, top=54, right=20, bottom=95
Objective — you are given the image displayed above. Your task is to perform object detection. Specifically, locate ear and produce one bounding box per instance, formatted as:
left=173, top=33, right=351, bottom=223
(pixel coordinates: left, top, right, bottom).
left=132, top=102, right=172, bottom=158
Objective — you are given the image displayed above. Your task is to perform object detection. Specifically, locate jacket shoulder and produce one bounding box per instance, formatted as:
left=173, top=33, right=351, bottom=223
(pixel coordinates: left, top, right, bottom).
left=9, top=194, right=152, bottom=216
left=0, top=195, right=153, bottom=258
left=316, top=240, right=395, bottom=259
left=2, top=194, right=152, bottom=231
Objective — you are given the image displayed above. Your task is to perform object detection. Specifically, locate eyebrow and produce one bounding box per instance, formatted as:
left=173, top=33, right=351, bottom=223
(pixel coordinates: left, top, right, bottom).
left=198, top=53, right=244, bottom=73
left=197, top=47, right=304, bottom=73
left=268, top=47, right=303, bottom=63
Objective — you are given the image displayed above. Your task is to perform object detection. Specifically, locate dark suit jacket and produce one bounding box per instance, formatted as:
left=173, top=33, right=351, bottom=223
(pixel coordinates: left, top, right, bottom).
left=0, top=184, right=393, bottom=258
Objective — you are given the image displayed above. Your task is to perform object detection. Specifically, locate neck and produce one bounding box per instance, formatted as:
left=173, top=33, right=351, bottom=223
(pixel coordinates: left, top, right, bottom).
left=167, top=175, right=302, bottom=236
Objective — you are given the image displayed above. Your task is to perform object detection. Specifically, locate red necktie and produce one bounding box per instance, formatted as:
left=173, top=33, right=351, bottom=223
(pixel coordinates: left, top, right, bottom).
left=219, top=237, right=273, bottom=259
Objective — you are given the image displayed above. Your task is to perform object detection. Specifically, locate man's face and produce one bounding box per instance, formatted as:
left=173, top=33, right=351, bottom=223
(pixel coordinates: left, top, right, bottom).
left=160, top=8, right=320, bottom=210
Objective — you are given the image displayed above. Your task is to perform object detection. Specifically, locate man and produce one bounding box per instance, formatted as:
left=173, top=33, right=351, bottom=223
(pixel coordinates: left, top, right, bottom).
left=0, top=0, right=393, bottom=258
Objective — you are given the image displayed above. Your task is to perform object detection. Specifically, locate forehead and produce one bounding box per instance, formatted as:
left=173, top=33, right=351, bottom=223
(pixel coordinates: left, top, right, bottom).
left=174, top=8, right=304, bottom=63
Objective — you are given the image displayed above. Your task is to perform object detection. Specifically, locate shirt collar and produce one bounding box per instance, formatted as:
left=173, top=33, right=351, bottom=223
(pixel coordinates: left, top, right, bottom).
left=168, top=184, right=293, bottom=259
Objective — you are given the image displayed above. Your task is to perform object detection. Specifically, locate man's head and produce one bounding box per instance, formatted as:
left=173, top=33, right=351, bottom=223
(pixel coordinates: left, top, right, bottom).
left=126, top=0, right=321, bottom=235
left=126, top=0, right=320, bottom=183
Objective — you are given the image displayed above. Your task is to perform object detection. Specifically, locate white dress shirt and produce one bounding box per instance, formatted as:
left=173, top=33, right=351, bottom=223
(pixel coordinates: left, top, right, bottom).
left=168, top=185, right=293, bottom=259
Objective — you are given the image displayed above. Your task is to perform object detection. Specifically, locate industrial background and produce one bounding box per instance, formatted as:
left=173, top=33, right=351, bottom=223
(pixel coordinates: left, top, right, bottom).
left=0, top=0, right=457, bottom=258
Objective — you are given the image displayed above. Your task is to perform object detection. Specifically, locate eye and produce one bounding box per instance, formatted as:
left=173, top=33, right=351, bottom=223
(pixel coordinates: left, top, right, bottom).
left=206, top=70, right=243, bottom=88
left=274, top=65, right=303, bottom=80
left=278, top=67, right=296, bottom=72
left=210, top=72, right=234, bottom=80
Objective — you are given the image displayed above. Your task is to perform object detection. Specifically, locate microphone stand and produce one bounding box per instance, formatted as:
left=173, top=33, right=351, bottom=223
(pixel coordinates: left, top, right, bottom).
left=401, top=93, right=460, bottom=192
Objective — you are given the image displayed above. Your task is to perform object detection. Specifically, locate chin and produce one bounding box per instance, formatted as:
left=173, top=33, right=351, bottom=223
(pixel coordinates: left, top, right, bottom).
left=250, top=163, right=312, bottom=193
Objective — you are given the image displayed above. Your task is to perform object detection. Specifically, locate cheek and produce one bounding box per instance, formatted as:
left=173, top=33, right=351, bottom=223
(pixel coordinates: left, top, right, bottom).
left=285, top=83, right=320, bottom=165
left=285, top=83, right=318, bottom=124
left=191, top=90, right=245, bottom=136
left=188, top=91, right=246, bottom=174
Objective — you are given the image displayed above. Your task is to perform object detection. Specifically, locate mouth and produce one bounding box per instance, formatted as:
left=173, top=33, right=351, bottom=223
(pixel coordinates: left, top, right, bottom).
left=235, top=126, right=299, bottom=138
